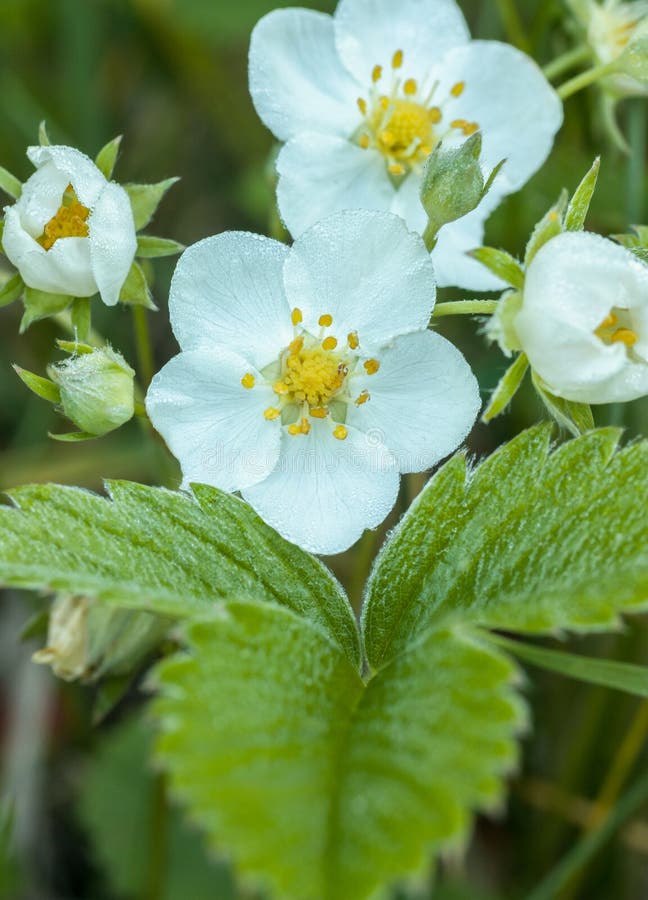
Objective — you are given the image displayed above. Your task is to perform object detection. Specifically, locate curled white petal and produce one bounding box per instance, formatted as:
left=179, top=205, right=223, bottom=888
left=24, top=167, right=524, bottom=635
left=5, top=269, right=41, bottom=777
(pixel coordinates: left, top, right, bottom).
left=249, top=8, right=360, bottom=142
left=346, top=329, right=480, bottom=471
left=89, top=182, right=137, bottom=306
left=516, top=231, right=648, bottom=403
left=146, top=347, right=282, bottom=493
left=27, top=145, right=107, bottom=208
left=243, top=420, right=400, bottom=555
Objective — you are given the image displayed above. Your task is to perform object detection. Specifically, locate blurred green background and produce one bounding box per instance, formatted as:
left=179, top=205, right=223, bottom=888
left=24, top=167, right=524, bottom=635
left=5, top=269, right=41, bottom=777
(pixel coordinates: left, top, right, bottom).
left=1, top=0, right=648, bottom=898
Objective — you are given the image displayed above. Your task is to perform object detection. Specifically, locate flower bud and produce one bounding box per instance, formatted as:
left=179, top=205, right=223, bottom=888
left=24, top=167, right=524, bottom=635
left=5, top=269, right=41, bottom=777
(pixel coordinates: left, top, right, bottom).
left=33, top=595, right=170, bottom=683
left=420, top=133, right=504, bottom=249
left=48, top=345, right=135, bottom=436
left=585, top=0, right=648, bottom=96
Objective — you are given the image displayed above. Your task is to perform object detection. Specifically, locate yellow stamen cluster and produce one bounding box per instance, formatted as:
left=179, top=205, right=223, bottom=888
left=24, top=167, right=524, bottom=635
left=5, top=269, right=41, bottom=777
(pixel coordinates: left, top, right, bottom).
left=595, top=309, right=639, bottom=348
left=279, top=336, right=347, bottom=408
left=355, top=51, right=479, bottom=177
left=37, top=184, right=90, bottom=251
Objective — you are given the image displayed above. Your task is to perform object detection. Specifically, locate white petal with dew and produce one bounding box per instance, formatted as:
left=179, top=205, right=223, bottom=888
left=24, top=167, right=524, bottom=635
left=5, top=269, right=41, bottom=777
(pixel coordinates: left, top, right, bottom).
left=27, top=145, right=107, bottom=208
left=89, top=182, right=137, bottom=307
left=11, top=162, right=70, bottom=237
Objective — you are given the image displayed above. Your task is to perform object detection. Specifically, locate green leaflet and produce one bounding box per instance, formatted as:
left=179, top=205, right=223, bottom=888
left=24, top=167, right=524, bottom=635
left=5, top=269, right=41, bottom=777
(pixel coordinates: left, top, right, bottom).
left=0, top=480, right=360, bottom=666
left=153, top=602, right=524, bottom=900
left=364, top=426, right=648, bottom=670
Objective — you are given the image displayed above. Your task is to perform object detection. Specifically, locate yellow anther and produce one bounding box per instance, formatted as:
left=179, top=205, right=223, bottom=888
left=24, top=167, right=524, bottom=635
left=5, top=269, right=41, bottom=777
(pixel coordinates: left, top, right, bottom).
left=372, top=64, right=383, bottom=83
left=549, top=211, right=559, bottom=222
left=310, top=407, right=328, bottom=419
left=450, top=118, right=468, bottom=130
left=287, top=423, right=301, bottom=436
left=462, top=122, right=480, bottom=136
left=379, top=95, right=390, bottom=110
left=291, top=307, right=303, bottom=326
left=241, top=373, right=255, bottom=389
left=392, top=49, right=404, bottom=69
left=299, top=417, right=311, bottom=434
left=357, top=97, right=367, bottom=115
left=419, top=144, right=433, bottom=156
left=319, top=313, right=333, bottom=327
left=264, top=407, right=281, bottom=421
left=37, top=186, right=90, bottom=251
left=428, top=106, right=442, bottom=124
left=288, top=336, right=304, bottom=355
left=600, top=313, right=619, bottom=329
left=333, top=425, right=348, bottom=441
left=364, top=359, right=380, bottom=375
left=451, top=81, right=466, bottom=97
left=347, top=331, right=359, bottom=350
left=359, top=134, right=371, bottom=149
left=273, top=381, right=289, bottom=395
left=388, top=163, right=406, bottom=175
left=322, top=336, right=338, bottom=351
left=380, top=129, right=395, bottom=146
left=611, top=327, right=638, bottom=347
left=403, top=78, right=418, bottom=96
left=356, top=390, right=370, bottom=406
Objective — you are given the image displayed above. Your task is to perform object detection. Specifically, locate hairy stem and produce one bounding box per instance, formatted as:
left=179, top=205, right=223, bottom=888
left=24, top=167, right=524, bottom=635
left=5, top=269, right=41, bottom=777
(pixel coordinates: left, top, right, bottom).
left=433, top=300, right=499, bottom=318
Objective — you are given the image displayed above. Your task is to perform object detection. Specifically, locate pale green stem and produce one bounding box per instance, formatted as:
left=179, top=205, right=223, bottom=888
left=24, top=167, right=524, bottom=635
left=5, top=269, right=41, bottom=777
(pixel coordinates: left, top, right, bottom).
left=433, top=300, right=499, bottom=318
left=495, top=0, right=530, bottom=51
left=543, top=45, right=591, bottom=81
left=557, top=61, right=617, bottom=100
left=132, top=305, right=155, bottom=389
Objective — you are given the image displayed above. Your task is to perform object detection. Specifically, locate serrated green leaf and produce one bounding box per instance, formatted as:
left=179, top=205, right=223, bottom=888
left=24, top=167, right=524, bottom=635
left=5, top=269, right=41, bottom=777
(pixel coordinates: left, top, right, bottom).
left=13, top=366, right=61, bottom=403
left=119, top=260, right=157, bottom=310
left=136, top=235, right=185, bottom=258
left=531, top=370, right=594, bottom=437
left=565, top=157, right=600, bottom=231
left=469, top=248, right=525, bottom=289
left=524, top=191, right=568, bottom=266
left=364, top=426, right=648, bottom=669
left=0, top=166, right=21, bottom=200
left=125, top=178, right=179, bottom=230
left=487, top=633, right=648, bottom=697
left=482, top=353, right=529, bottom=422
left=95, top=135, right=122, bottom=179
left=20, top=286, right=73, bottom=331
left=0, top=481, right=360, bottom=665
left=0, top=274, right=25, bottom=308
left=78, top=717, right=236, bottom=900
left=153, top=602, right=523, bottom=900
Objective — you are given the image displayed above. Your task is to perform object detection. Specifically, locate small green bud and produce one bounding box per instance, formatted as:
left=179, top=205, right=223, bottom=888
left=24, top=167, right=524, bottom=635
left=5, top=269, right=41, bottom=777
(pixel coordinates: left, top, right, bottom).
left=48, top=345, right=135, bottom=436
left=33, top=595, right=170, bottom=683
left=420, top=133, right=505, bottom=250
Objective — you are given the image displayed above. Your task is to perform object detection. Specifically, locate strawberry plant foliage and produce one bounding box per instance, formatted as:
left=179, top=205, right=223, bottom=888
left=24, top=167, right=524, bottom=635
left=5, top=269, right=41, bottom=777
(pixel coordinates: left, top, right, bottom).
left=1, top=426, right=648, bottom=898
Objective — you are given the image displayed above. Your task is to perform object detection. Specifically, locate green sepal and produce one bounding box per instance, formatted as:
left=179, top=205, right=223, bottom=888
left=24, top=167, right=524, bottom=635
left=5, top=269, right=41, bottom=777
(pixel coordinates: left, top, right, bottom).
left=71, top=297, right=92, bottom=342
left=13, top=365, right=61, bottom=403
left=20, top=608, right=49, bottom=642
left=95, top=135, right=122, bottom=179
left=124, top=177, right=179, bottom=231
left=565, top=157, right=600, bottom=232
left=118, top=261, right=157, bottom=310
left=531, top=370, right=594, bottom=437
left=469, top=247, right=525, bottom=289
left=0, top=274, right=25, bottom=308
left=20, top=286, right=73, bottom=332
left=628, top=247, right=648, bottom=263
left=48, top=430, right=99, bottom=442
left=487, top=633, right=648, bottom=698
left=136, top=235, right=185, bottom=258
left=38, top=121, right=51, bottom=146
left=482, top=352, right=529, bottom=423
left=0, top=166, right=22, bottom=200
left=615, top=36, right=648, bottom=85
left=56, top=339, right=95, bottom=355
left=524, top=190, right=568, bottom=266
left=613, top=224, right=648, bottom=250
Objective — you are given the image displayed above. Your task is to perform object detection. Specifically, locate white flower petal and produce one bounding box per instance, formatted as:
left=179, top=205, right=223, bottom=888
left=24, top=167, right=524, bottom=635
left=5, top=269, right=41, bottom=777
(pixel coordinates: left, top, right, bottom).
left=517, top=231, right=648, bottom=403
left=431, top=41, right=563, bottom=193
left=146, top=347, right=281, bottom=493
left=276, top=133, right=394, bottom=238
left=334, top=0, right=469, bottom=85
left=12, top=162, right=71, bottom=237
left=89, top=182, right=137, bottom=306
left=347, top=329, right=480, bottom=471
left=249, top=8, right=361, bottom=142
left=242, top=420, right=399, bottom=555
left=27, top=145, right=107, bottom=208
left=2, top=207, right=96, bottom=296
left=169, top=232, right=293, bottom=369
left=282, top=209, right=435, bottom=350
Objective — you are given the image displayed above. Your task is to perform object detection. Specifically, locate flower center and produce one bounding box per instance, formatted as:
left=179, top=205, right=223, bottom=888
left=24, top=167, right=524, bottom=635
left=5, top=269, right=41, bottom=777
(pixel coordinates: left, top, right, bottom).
left=37, top=184, right=90, bottom=251
left=588, top=1, right=648, bottom=62
left=355, top=50, right=479, bottom=178
left=242, top=309, right=381, bottom=441
left=594, top=307, right=643, bottom=356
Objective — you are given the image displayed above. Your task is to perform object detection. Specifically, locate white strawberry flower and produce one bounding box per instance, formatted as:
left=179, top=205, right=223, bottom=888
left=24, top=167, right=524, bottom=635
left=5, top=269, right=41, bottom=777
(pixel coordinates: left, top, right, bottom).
left=584, top=0, right=648, bottom=95
left=249, top=0, right=563, bottom=290
left=2, top=145, right=136, bottom=305
left=146, top=210, right=480, bottom=555
left=515, top=231, right=648, bottom=403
